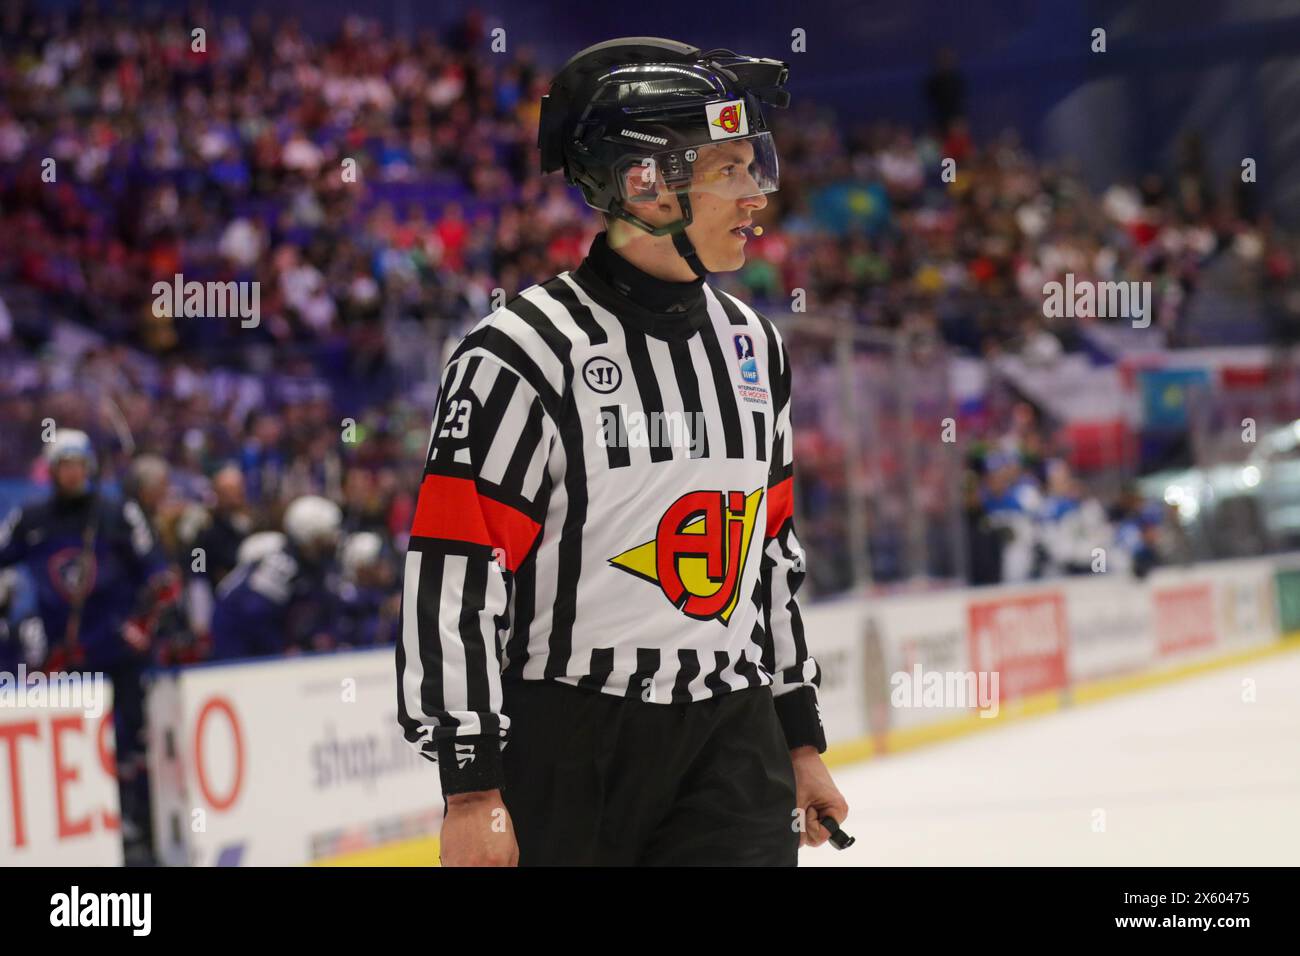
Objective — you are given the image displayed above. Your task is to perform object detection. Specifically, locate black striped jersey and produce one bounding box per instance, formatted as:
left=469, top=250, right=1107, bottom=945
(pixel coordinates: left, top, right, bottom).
left=396, top=237, right=826, bottom=795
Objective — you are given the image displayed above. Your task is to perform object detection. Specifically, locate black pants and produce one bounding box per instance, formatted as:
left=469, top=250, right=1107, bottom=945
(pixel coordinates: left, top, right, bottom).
left=500, top=679, right=799, bottom=866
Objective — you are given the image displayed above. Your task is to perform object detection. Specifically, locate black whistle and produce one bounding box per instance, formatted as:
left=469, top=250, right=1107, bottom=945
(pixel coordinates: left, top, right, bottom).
left=820, top=815, right=855, bottom=850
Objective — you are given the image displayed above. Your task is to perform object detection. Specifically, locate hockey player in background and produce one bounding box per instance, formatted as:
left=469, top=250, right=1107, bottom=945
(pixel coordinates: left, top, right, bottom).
left=0, top=568, right=37, bottom=678
left=980, top=449, right=1043, bottom=582
left=1038, top=458, right=1112, bottom=576
left=336, top=530, right=401, bottom=648
left=397, top=38, right=847, bottom=866
left=180, top=463, right=253, bottom=653
left=0, top=429, right=181, bottom=865
left=210, top=494, right=343, bottom=659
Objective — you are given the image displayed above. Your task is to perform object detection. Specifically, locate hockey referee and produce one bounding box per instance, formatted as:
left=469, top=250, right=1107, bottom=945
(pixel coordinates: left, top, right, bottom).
left=397, top=37, right=848, bottom=865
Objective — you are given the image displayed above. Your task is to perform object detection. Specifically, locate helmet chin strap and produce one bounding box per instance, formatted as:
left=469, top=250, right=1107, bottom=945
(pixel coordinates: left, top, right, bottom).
left=669, top=192, right=710, bottom=279
left=607, top=193, right=710, bottom=278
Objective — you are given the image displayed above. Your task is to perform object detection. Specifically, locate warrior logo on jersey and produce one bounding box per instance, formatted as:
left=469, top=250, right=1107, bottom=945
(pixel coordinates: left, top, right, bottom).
left=706, top=99, right=749, bottom=140
left=608, top=487, right=762, bottom=625
left=582, top=356, right=623, bottom=394
left=733, top=333, right=760, bottom=384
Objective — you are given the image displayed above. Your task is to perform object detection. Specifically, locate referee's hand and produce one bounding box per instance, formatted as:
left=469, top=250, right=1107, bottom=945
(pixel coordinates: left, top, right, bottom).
left=791, top=747, right=850, bottom=849
left=440, top=790, right=519, bottom=866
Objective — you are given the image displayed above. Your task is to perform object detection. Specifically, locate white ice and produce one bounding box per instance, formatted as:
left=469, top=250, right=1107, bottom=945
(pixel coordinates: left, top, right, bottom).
left=801, top=650, right=1300, bottom=866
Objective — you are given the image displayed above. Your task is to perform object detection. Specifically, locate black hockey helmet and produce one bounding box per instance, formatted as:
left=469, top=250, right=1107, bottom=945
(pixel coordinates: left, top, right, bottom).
left=538, top=37, right=790, bottom=277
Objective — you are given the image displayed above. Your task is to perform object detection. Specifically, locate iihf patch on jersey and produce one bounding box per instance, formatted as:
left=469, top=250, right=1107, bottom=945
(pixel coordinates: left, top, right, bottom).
left=733, top=333, right=760, bottom=383
left=732, top=332, right=769, bottom=404
left=706, top=99, right=749, bottom=140
left=607, top=487, right=762, bottom=626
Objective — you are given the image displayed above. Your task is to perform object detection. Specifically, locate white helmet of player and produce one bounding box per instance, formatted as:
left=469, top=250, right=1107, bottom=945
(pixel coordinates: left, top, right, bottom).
left=340, top=531, right=383, bottom=579
left=44, top=428, right=97, bottom=471
left=282, top=495, right=343, bottom=551
left=236, top=530, right=288, bottom=566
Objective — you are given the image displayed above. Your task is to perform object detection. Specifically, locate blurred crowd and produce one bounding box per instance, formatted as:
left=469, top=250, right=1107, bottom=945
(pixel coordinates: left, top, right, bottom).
left=2, top=8, right=1294, bottom=370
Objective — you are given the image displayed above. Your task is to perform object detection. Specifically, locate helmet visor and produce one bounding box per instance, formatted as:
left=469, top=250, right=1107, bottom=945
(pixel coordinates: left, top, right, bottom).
left=618, top=131, right=779, bottom=206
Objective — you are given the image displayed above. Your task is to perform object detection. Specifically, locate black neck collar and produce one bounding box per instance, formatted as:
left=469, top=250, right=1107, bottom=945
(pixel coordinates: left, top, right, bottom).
left=572, top=231, right=710, bottom=341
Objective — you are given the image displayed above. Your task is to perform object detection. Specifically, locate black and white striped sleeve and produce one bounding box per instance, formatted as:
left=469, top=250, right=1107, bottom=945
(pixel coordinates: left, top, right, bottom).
left=761, top=333, right=827, bottom=753
left=396, top=349, right=555, bottom=796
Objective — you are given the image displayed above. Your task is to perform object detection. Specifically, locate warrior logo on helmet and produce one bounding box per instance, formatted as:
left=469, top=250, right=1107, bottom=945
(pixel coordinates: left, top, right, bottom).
left=608, top=487, right=763, bottom=625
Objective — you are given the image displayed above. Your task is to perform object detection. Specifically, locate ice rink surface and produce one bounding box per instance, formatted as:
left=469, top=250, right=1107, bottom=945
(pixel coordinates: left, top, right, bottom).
left=802, top=650, right=1300, bottom=866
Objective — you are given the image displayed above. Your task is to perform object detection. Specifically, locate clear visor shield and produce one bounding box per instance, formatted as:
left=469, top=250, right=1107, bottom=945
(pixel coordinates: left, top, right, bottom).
left=618, top=131, right=780, bottom=207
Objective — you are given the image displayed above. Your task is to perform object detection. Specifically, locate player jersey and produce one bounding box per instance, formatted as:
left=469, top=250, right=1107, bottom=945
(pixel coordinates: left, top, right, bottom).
left=210, top=542, right=338, bottom=660
left=397, top=232, right=825, bottom=794
left=0, top=491, right=168, bottom=669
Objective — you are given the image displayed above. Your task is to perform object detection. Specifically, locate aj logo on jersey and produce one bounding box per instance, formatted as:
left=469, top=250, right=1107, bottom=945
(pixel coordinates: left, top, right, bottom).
left=733, top=333, right=759, bottom=384
left=608, top=488, right=762, bottom=625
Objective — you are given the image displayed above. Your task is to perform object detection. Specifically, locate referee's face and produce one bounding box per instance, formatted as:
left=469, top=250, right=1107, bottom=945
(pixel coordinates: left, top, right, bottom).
left=684, top=139, right=768, bottom=273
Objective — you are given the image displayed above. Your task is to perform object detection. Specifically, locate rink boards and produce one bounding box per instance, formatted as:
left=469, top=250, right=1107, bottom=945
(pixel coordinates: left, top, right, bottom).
left=812, top=556, right=1300, bottom=765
